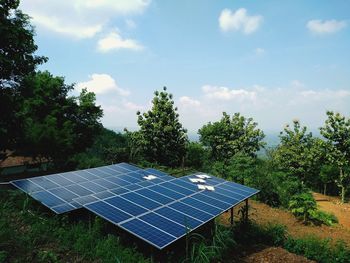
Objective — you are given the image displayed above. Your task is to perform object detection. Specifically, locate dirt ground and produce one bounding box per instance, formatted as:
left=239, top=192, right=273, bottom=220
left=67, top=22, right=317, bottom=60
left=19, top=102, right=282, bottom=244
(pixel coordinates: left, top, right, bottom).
left=219, top=193, right=350, bottom=262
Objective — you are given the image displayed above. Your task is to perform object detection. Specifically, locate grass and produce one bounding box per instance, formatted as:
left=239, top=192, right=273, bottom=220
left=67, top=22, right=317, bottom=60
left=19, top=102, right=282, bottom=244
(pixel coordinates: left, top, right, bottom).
left=0, top=189, right=151, bottom=263
left=1, top=188, right=349, bottom=263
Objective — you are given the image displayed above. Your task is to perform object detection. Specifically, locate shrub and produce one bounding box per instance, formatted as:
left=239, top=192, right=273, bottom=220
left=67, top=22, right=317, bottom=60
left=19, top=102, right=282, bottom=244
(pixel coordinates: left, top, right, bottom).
left=288, top=192, right=317, bottom=223
left=311, top=210, right=338, bottom=226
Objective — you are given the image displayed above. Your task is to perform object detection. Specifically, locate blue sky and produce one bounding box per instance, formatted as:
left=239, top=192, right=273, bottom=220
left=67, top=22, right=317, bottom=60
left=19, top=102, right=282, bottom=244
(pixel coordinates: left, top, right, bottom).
left=20, top=0, right=350, bottom=134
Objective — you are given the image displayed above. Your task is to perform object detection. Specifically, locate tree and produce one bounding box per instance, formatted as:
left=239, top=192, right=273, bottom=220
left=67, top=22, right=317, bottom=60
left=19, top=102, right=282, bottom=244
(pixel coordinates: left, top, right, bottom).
left=136, top=87, right=188, bottom=167
left=17, top=71, right=103, bottom=168
left=0, top=0, right=47, bottom=154
left=320, top=111, right=350, bottom=203
left=185, top=142, right=208, bottom=169
left=273, top=120, right=314, bottom=183
left=198, top=112, right=265, bottom=164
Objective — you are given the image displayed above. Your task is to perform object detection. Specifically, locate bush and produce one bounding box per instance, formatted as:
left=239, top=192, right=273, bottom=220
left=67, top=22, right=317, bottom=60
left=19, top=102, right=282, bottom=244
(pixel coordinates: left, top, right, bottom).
left=285, top=236, right=350, bottom=263
left=289, top=192, right=317, bottom=223
left=310, top=210, right=338, bottom=226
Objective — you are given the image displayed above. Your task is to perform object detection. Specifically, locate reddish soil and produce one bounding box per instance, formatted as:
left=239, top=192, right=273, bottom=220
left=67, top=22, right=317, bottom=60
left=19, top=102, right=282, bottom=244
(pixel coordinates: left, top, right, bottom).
left=219, top=194, right=350, bottom=262
left=240, top=246, right=315, bottom=263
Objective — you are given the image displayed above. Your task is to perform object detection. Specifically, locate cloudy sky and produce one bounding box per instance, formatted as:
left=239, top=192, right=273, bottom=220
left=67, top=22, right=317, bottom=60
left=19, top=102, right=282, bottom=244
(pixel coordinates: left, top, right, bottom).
left=20, top=0, right=350, bottom=134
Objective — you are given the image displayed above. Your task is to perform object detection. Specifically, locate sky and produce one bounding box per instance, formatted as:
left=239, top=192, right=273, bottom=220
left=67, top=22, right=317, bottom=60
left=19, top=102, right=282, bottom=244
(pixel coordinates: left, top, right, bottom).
left=19, top=0, right=350, bottom=135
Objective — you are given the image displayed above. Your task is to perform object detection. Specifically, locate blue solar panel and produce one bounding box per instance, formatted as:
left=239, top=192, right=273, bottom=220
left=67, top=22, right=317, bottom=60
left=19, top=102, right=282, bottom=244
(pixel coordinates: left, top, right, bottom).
left=65, top=184, right=93, bottom=196
left=160, top=182, right=194, bottom=196
left=32, top=191, right=65, bottom=207
left=121, top=192, right=162, bottom=210
left=135, top=188, right=173, bottom=205
left=169, top=202, right=213, bottom=222
left=51, top=203, right=76, bottom=213
left=148, top=185, right=185, bottom=200
left=11, top=162, right=259, bottom=250
left=86, top=201, right=131, bottom=223
left=12, top=179, right=44, bottom=193
left=181, top=197, right=222, bottom=216
left=61, top=172, right=87, bottom=183
left=140, top=213, right=186, bottom=238
left=30, top=177, right=60, bottom=190
left=105, top=196, right=147, bottom=216
left=191, top=193, right=232, bottom=210
left=49, top=187, right=79, bottom=202
left=93, top=191, right=115, bottom=199
left=73, top=195, right=98, bottom=205
left=46, top=174, right=74, bottom=186
left=155, top=206, right=202, bottom=229
left=80, top=181, right=107, bottom=193
left=121, top=219, right=176, bottom=249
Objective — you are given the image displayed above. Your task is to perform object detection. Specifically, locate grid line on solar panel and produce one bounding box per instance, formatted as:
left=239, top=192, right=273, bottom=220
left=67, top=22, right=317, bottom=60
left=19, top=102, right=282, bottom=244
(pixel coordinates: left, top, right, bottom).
left=105, top=196, right=148, bottom=216
left=217, top=182, right=254, bottom=195
left=159, top=181, right=195, bottom=196
left=221, top=181, right=258, bottom=194
left=120, top=219, right=176, bottom=249
left=180, top=197, right=223, bottom=216
left=170, top=201, right=213, bottom=222
left=85, top=201, right=132, bottom=224
left=139, top=212, right=186, bottom=238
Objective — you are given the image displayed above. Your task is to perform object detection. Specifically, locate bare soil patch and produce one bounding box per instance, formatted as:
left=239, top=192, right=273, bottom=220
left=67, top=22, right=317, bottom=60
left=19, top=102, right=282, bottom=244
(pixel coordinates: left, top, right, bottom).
left=239, top=246, right=315, bottom=263
left=220, top=199, right=350, bottom=245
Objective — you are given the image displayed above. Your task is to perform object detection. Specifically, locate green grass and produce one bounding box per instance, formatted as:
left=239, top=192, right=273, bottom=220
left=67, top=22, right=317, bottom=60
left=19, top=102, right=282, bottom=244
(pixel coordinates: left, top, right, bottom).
left=0, top=189, right=151, bottom=263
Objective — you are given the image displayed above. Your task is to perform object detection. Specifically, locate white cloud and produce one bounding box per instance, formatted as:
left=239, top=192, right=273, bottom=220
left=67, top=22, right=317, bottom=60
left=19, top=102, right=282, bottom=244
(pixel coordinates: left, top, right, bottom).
left=20, top=0, right=151, bottom=39
left=219, top=8, right=263, bottom=34
left=176, top=83, right=350, bottom=133
left=97, top=31, right=143, bottom=52
left=179, top=96, right=201, bottom=107
left=307, top=19, right=347, bottom=34
left=123, top=100, right=145, bottom=111
left=202, top=85, right=257, bottom=101
left=76, top=74, right=130, bottom=96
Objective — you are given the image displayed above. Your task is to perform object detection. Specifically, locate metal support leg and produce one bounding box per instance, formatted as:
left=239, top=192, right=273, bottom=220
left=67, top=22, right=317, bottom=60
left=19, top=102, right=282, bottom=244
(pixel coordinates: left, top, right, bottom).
left=230, top=207, right=234, bottom=225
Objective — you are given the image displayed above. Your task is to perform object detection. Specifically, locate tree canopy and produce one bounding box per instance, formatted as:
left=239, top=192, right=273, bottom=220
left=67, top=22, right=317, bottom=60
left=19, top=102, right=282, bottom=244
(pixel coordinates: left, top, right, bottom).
left=0, top=0, right=46, bottom=154
left=198, top=112, right=265, bottom=162
left=16, top=71, right=103, bottom=168
left=320, top=111, right=350, bottom=203
left=136, top=87, right=187, bottom=167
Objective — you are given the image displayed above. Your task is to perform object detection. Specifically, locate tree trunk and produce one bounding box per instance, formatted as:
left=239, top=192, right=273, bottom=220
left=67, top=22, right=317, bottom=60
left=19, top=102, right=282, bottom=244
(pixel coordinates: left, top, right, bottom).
left=323, top=183, right=327, bottom=195
left=340, top=168, right=346, bottom=203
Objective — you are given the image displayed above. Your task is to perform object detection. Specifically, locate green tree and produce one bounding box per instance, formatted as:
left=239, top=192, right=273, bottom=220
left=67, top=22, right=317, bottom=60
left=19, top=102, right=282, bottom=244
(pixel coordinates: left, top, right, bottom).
left=198, top=112, right=265, bottom=164
left=0, top=0, right=47, bottom=155
left=136, top=87, right=187, bottom=167
left=185, top=142, right=208, bottom=169
left=17, top=71, right=103, bottom=168
left=273, top=120, right=314, bottom=183
left=320, top=111, right=350, bottom=203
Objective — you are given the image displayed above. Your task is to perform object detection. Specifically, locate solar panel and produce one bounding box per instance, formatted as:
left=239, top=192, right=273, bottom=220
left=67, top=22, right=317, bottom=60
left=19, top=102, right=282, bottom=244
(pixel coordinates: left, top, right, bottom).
left=11, top=162, right=259, bottom=250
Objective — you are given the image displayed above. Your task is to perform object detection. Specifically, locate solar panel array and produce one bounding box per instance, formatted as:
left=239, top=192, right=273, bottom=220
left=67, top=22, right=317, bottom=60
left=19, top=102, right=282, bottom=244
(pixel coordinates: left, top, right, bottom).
left=11, top=163, right=259, bottom=249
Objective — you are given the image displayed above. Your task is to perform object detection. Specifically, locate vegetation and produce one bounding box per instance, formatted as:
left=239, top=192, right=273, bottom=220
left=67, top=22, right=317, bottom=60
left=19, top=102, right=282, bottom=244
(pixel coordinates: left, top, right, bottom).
left=320, top=111, right=350, bottom=203
left=1, top=0, right=350, bottom=262
left=135, top=87, right=188, bottom=167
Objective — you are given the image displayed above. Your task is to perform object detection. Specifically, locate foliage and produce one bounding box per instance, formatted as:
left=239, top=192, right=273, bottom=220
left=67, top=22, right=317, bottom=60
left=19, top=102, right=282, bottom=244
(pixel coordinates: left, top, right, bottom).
left=16, top=72, right=103, bottom=168
left=0, top=190, right=150, bottom=263
left=0, top=0, right=47, bottom=153
left=288, top=192, right=318, bottom=223
left=285, top=237, right=350, bottom=263
left=185, top=142, right=208, bottom=169
left=137, top=87, right=188, bottom=167
left=199, top=112, right=265, bottom=164
left=273, top=120, right=315, bottom=183
left=73, top=128, right=128, bottom=169
left=320, top=111, right=350, bottom=203
left=183, top=225, right=235, bottom=263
